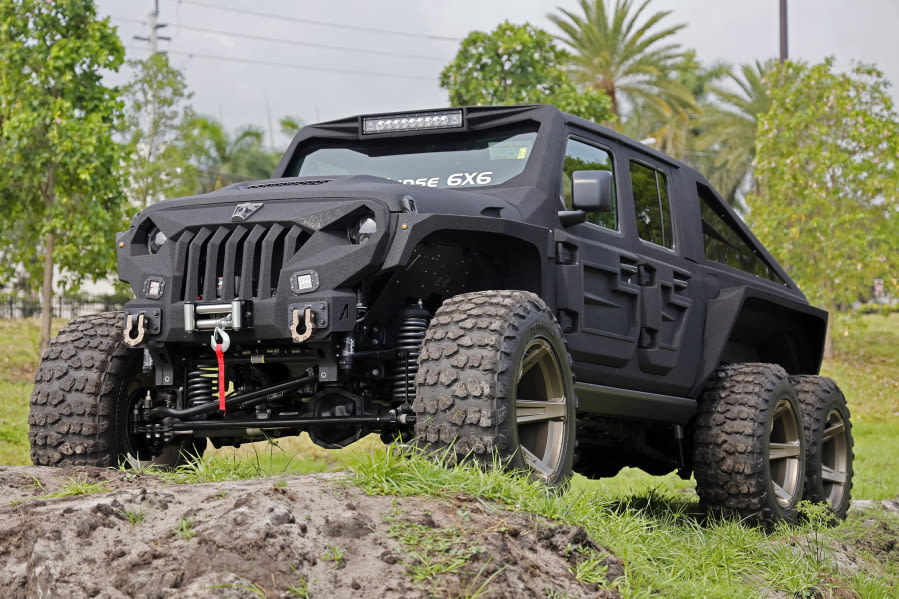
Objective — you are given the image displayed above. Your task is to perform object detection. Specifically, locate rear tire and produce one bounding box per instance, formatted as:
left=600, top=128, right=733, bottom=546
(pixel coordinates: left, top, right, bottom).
left=693, top=363, right=805, bottom=522
left=413, top=291, right=576, bottom=487
left=792, top=375, right=853, bottom=519
left=29, top=312, right=200, bottom=468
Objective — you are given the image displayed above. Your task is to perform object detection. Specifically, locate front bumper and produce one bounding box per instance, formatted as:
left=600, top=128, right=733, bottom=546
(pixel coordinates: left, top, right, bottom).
left=117, top=196, right=392, bottom=346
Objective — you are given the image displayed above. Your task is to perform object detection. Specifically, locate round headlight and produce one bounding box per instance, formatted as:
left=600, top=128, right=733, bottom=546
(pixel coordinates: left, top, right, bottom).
left=348, top=217, right=377, bottom=245
left=147, top=227, right=167, bottom=254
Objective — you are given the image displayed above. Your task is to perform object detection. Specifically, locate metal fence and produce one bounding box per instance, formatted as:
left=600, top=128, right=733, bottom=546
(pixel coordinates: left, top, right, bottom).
left=0, top=297, right=124, bottom=320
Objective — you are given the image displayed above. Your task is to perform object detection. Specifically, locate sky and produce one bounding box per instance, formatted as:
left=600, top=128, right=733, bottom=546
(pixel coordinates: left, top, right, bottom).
left=98, top=0, right=899, bottom=152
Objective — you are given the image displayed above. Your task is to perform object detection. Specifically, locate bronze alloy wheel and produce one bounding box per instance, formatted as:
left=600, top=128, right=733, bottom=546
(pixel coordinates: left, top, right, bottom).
left=414, top=290, right=576, bottom=488
left=819, top=409, right=851, bottom=508
left=792, top=375, right=853, bottom=518
left=769, top=398, right=803, bottom=508
left=515, top=338, right=567, bottom=482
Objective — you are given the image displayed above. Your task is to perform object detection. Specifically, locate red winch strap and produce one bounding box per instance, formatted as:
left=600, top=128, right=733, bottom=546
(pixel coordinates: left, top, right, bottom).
left=215, top=342, right=226, bottom=412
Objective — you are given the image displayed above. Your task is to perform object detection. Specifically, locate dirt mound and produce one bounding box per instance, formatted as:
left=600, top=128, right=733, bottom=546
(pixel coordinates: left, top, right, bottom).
left=0, top=466, right=621, bottom=598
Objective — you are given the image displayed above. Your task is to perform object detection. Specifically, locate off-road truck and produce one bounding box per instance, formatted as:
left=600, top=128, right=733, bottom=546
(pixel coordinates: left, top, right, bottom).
left=30, top=105, right=854, bottom=520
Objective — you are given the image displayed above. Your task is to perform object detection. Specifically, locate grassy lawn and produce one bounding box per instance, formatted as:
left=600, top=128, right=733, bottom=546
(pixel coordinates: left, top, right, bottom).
left=821, top=312, right=899, bottom=500
left=0, top=318, right=61, bottom=465
left=349, top=445, right=899, bottom=598
left=1, top=313, right=897, bottom=498
left=1, top=313, right=897, bottom=597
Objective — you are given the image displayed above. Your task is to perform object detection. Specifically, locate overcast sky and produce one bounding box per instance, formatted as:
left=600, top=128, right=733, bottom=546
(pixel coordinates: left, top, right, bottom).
left=97, top=0, right=899, bottom=151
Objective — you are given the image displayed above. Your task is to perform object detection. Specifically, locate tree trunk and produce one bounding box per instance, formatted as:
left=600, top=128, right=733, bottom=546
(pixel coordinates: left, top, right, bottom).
left=39, top=231, right=55, bottom=356
left=823, top=313, right=834, bottom=361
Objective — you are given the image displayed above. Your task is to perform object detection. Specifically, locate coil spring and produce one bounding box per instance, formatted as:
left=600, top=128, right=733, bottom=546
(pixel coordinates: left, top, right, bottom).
left=186, top=360, right=219, bottom=407
left=392, top=307, right=430, bottom=404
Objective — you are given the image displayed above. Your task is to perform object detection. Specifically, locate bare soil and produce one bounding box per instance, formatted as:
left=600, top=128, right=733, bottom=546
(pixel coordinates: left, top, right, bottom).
left=0, top=466, right=621, bottom=599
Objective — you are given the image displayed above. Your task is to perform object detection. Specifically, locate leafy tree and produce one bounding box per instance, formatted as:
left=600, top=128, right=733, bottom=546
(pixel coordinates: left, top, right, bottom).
left=548, top=0, right=692, bottom=125
left=748, top=59, right=899, bottom=357
left=699, top=59, right=776, bottom=208
left=0, top=0, right=127, bottom=352
left=122, top=53, right=193, bottom=208
left=439, top=21, right=613, bottom=123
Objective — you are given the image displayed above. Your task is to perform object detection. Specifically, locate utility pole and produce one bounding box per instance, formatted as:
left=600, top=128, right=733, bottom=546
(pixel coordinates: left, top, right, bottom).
left=133, top=0, right=170, bottom=55
left=779, top=0, right=788, bottom=63
left=132, top=0, right=172, bottom=207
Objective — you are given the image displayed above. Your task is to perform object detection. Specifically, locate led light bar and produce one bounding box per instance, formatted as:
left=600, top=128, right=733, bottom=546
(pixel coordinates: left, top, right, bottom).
left=362, top=110, right=463, bottom=134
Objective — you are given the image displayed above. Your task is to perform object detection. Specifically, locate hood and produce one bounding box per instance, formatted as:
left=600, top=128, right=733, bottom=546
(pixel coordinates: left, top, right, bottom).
left=138, top=175, right=524, bottom=221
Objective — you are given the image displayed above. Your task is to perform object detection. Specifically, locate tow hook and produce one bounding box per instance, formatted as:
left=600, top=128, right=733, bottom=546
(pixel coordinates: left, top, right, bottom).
left=290, top=307, right=316, bottom=343
left=210, top=325, right=231, bottom=353
left=124, top=313, right=147, bottom=347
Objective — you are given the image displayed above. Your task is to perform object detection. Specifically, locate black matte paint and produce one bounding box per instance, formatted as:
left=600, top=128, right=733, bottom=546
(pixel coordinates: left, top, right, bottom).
left=115, top=104, right=828, bottom=475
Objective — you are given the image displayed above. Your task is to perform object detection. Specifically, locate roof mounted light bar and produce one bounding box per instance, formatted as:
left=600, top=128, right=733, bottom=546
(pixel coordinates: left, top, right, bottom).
left=362, top=109, right=463, bottom=135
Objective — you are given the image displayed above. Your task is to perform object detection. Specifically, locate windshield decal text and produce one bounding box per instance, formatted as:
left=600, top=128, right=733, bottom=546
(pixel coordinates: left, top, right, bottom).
left=447, top=171, right=493, bottom=186
left=393, top=171, right=494, bottom=188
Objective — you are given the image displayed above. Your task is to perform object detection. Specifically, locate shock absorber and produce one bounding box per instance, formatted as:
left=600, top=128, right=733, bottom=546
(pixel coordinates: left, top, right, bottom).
left=186, top=359, right=219, bottom=408
left=392, top=303, right=431, bottom=405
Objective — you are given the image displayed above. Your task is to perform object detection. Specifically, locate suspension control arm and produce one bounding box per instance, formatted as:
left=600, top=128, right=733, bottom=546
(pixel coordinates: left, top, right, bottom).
left=149, top=374, right=315, bottom=420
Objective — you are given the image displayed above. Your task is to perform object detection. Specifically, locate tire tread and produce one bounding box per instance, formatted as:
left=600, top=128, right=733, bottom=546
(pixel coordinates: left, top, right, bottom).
left=29, top=312, right=130, bottom=467
left=413, top=290, right=572, bottom=471
left=792, top=374, right=854, bottom=518
left=693, top=362, right=802, bottom=521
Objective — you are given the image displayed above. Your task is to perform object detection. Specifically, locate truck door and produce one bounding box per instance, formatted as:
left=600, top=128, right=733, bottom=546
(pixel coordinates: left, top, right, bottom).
left=623, top=154, right=701, bottom=383
left=555, top=135, right=641, bottom=376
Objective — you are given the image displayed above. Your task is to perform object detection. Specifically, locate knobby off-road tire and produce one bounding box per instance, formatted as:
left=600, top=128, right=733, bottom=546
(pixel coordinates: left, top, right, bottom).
left=29, top=312, right=199, bottom=468
left=693, top=363, right=806, bottom=522
left=413, top=291, right=576, bottom=486
left=792, top=375, right=854, bottom=519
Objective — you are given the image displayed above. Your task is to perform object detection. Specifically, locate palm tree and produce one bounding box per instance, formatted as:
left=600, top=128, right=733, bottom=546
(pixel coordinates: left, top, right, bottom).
left=548, top=0, right=692, bottom=126
left=698, top=59, right=776, bottom=208
left=180, top=116, right=270, bottom=192
left=624, top=50, right=729, bottom=161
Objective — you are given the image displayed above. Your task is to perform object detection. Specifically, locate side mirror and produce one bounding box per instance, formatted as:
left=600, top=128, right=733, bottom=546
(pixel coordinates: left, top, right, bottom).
left=572, top=170, right=613, bottom=213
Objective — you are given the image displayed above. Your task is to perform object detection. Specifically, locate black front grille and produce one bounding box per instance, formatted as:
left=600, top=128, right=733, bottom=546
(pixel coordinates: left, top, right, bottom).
left=177, top=223, right=310, bottom=301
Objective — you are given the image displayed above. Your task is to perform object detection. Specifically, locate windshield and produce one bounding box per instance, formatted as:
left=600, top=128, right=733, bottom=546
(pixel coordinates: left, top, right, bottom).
left=286, top=124, right=538, bottom=189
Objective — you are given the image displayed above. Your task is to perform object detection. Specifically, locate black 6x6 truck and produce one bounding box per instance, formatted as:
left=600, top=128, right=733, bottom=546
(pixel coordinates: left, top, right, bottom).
left=30, top=105, right=854, bottom=521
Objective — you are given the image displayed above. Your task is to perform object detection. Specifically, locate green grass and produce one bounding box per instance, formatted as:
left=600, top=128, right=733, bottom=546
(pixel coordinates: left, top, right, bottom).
left=821, top=311, right=899, bottom=422
left=34, top=475, right=111, bottom=498
left=319, top=544, right=345, bottom=568
left=1, top=314, right=898, bottom=596
left=0, top=318, right=67, bottom=465
left=0, top=318, right=59, bottom=465
left=202, top=433, right=382, bottom=478
left=350, top=445, right=898, bottom=599
left=852, top=421, right=899, bottom=500
left=1, top=313, right=896, bottom=496
left=385, top=506, right=486, bottom=586
left=820, top=312, right=899, bottom=500
left=174, top=515, right=195, bottom=540
left=120, top=506, right=147, bottom=525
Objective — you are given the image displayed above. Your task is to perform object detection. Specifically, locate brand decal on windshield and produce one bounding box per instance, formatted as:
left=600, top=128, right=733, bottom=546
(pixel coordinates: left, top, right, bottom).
left=393, top=171, right=494, bottom=188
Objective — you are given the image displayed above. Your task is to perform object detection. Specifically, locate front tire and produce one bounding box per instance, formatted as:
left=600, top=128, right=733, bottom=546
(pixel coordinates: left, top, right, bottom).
left=29, top=312, right=199, bottom=468
left=693, top=363, right=806, bottom=522
left=413, top=291, right=576, bottom=486
left=792, top=375, right=853, bottom=519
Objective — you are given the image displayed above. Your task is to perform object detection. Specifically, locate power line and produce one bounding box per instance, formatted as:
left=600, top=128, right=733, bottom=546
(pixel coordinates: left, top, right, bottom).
left=113, top=16, right=451, bottom=62
left=173, top=0, right=462, bottom=43
left=125, top=45, right=437, bottom=81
